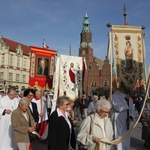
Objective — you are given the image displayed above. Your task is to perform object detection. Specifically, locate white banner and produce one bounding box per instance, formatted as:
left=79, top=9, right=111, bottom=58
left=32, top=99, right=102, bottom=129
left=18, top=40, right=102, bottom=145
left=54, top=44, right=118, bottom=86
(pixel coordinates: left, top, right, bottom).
left=58, top=55, right=83, bottom=100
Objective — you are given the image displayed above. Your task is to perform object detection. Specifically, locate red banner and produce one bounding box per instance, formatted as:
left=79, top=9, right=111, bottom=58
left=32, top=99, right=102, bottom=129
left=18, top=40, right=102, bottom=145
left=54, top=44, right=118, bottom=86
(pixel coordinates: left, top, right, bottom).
left=29, top=46, right=56, bottom=89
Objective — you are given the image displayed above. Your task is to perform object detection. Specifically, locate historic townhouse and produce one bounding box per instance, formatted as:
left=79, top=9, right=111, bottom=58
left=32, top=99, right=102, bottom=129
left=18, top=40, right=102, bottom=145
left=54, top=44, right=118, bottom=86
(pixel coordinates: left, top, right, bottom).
left=0, top=37, right=30, bottom=91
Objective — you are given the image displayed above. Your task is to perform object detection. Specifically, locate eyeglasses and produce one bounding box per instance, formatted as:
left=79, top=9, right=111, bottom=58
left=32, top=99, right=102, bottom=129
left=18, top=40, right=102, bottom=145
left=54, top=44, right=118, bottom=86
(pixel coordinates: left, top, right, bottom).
left=64, top=103, right=70, bottom=106
left=28, top=94, right=34, bottom=97
left=100, top=109, right=110, bottom=114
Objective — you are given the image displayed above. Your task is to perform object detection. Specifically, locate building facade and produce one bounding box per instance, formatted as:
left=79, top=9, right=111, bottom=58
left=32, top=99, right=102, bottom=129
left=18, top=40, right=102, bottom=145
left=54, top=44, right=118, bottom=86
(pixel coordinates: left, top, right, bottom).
left=79, top=11, right=111, bottom=96
left=0, top=37, right=30, bottom=92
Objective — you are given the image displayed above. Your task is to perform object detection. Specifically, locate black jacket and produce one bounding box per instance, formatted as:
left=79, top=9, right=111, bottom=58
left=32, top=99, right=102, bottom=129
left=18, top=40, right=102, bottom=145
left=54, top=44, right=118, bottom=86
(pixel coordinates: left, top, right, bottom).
left=29, top=102, right=39, bottom=123
left=37, top=66, right=48, bottom=76
left=48, top=110, right=75, bottom=150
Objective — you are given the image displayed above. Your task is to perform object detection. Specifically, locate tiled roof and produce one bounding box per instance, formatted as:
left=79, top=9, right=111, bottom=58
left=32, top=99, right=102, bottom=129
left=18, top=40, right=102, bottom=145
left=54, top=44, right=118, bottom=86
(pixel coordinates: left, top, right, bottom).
left=2, top=37, right=30, bottom=56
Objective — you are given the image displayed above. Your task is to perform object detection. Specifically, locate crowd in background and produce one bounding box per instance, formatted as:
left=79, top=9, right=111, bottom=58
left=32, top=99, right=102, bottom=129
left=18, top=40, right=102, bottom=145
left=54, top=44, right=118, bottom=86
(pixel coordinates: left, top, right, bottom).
left=0, top=85, right=150, bottom=150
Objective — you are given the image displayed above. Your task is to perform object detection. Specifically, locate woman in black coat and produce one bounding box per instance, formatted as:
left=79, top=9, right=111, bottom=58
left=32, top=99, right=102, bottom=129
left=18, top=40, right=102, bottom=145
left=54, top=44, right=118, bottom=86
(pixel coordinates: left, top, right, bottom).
left=47, top=96, right=76, bottom=150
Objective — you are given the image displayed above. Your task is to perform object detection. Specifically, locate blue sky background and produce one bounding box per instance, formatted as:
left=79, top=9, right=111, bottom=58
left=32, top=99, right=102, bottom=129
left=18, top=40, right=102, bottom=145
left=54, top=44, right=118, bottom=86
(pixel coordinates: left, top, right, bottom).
left=0, top=0, right=150, bottom=71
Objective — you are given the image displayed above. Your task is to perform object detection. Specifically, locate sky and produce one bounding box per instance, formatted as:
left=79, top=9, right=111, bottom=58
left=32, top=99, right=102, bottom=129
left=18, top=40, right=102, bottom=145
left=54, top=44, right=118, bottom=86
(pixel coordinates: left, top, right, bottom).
left=0, top=0, right=150, bottom=71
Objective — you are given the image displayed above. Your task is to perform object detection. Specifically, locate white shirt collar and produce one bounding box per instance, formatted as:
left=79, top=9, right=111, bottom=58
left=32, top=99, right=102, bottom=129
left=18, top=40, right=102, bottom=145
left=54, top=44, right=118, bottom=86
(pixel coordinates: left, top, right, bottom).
left=57, top=108, right=68, bottom=118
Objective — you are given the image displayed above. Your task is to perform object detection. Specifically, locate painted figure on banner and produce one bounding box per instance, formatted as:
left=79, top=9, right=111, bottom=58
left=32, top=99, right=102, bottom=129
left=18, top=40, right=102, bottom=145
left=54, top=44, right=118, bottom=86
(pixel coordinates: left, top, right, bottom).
left=68, top=62, right=77, bottom=91
left=37, top=58, right=49, bottom=76
left=69, top=63, right=76, bottom=84
left=124, top=40, right=134, bottom=70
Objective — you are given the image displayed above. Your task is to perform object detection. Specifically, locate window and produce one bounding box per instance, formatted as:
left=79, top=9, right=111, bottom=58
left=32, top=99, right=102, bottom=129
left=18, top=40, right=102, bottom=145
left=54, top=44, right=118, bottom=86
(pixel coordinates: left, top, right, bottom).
left=0, top=72, right=4, bottom=80
left=23, top=59, right=26, bottom=68
left=1, top=55, right=4, bottom=65
left=16, top=74, right=20, bottom=81
left=23, top=75, right=26, bottom=82
left=91, top=82, right=96, bottom=87
left=9, top=54, right=13, bottom=65
left=9, top=73, right=13, bottom=80
left=103, top=80, right=109, bottom=87
left=17, top=57, right=20, bottom=67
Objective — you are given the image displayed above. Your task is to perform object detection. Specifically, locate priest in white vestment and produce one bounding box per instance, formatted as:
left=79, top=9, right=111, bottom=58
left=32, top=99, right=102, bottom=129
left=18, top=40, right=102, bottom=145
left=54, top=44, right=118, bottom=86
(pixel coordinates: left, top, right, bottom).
left=0, top=89, right=19, bottom=150
left=32, top=90, right=48, bottom=138
left=110, top=84, right=135, bottom=150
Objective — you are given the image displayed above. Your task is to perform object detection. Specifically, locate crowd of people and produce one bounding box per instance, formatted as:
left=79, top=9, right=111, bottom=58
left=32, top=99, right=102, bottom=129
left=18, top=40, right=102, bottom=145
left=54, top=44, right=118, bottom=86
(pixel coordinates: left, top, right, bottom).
left=0, top=84, right=150, bottom=150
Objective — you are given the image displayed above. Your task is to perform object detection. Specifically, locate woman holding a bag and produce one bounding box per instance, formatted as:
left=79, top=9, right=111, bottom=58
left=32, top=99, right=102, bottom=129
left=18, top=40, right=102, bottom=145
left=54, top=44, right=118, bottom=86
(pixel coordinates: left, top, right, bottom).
left=77, top=99, right=113, bottom=150
left=11, top=97, right=37, bottom=150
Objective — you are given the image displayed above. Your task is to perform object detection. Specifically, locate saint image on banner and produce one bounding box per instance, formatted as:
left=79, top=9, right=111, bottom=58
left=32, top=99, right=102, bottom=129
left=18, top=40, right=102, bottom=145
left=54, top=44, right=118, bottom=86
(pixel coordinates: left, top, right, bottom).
left=124, top=40, right=134, bottom=70
left=69, top=63, right=76, bottom=84
left=37, top=58, right=49, bottom=76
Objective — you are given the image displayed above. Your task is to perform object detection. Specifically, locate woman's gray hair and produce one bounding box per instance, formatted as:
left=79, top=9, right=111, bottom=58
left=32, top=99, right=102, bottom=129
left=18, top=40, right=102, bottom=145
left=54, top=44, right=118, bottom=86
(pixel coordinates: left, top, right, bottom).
left=56, top=96, right=69, bottom=107
left=19, top=97, right=30, bottom=106
left=95, top=99, right=111, bottom=111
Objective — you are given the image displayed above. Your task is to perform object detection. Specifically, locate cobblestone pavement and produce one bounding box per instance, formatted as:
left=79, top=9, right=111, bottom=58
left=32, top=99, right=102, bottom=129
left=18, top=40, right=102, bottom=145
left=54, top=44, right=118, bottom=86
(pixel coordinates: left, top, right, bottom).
left=32, top=121, right=148, bottom=150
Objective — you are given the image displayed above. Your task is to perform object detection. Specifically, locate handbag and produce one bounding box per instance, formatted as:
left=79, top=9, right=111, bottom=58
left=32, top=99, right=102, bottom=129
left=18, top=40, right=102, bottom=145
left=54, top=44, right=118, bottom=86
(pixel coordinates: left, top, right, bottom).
left=29, top=131, right=39, bottom=142
left=28, top=112, right=40, bottom=142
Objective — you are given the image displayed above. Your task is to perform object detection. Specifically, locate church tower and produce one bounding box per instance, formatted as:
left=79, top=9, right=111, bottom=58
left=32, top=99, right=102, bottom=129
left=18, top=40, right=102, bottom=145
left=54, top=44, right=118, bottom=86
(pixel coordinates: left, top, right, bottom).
left=79, top=10, right=95, bottom=94
left=79, top=10, right=93, bottom=68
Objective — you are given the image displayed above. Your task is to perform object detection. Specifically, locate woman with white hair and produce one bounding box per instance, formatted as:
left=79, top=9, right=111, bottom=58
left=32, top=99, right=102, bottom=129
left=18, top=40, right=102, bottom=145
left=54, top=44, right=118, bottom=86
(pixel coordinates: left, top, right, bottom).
left=11, top=97, right=37, bottom=150
left=87, top=95, right=99, bottom=115
left=77, top=99, right=113, bottom=150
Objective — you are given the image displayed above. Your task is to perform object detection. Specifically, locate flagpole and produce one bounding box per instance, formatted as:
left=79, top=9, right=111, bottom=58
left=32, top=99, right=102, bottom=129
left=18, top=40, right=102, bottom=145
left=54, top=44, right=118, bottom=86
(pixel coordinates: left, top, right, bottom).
left=109, top=31, right=112, bottom=101
left=107, top=31, right=112, bottom=101
left=42, top=38, right=45, bottom=48
left=142, top=33, right=147, bottom=78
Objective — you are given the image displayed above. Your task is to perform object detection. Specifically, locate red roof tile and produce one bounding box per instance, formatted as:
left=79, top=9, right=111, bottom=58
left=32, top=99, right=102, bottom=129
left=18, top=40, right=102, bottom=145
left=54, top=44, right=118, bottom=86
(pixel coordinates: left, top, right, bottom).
left=2, top=37, right=30, bottom=56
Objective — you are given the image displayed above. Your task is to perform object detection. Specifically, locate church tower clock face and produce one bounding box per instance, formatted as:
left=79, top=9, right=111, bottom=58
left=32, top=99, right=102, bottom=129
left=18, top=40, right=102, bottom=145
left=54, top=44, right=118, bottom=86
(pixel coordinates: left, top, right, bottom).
left=81, top=42, right=87, bottom=47
left=88, top=42, right=92, bottom=48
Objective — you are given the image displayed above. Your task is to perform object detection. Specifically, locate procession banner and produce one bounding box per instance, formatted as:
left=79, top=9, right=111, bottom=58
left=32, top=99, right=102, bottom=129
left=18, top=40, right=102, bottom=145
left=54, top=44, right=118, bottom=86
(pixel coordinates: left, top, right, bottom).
left=55, top=55, right=83, bottom=101
left=29, top=46, right=56, bottom=89
left=99, top=66, right=150, bottom=147
left=111, top=25, right=146, bottom=91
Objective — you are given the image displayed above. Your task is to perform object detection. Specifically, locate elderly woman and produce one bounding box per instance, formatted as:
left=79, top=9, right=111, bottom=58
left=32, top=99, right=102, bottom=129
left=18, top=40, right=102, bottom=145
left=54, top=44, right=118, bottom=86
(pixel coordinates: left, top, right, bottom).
left=47, top=96, right=76, bottom=150
left=77, top=99, right=113, bottom=150
left=11, top=97, right=37, bottom=150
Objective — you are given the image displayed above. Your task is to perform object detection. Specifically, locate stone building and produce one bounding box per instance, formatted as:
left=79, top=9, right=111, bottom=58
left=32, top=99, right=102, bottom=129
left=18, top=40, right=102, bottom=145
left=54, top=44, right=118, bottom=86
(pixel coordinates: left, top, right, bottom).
left=0, top=37, right=30, bottom=91
left=79, top=11, right=111, bottom=96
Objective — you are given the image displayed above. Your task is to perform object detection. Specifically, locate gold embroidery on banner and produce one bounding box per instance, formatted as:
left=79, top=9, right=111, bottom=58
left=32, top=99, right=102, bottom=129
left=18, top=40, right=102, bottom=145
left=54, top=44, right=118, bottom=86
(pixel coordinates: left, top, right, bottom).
left=113, top=30, right=144, bottom=90
left=112, top=30, right=141, bottom=34
left=30, top=53, right=36, bottom=78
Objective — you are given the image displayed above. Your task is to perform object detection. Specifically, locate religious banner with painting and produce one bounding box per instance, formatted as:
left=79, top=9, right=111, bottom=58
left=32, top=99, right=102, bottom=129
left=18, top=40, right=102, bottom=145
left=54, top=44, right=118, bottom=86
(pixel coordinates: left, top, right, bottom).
left=54, top=55, right=83, bottom=101
left=29, top=46, right=56, bottom=89
left=111, top=25, right=146, bottom=93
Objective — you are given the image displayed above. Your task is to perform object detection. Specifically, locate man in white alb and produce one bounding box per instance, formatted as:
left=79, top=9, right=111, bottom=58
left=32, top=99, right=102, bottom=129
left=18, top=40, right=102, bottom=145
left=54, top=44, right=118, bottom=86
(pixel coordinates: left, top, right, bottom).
left=0, top=88, right=19, bottom=149
left=110, top=83, right=135, bottom=150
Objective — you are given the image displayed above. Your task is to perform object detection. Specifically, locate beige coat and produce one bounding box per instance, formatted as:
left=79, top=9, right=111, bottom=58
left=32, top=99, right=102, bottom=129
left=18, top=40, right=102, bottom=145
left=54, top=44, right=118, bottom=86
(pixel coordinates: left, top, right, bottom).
left=77, top=113, right=113, bottom=150
left=11, top=107, right=37, bottom=143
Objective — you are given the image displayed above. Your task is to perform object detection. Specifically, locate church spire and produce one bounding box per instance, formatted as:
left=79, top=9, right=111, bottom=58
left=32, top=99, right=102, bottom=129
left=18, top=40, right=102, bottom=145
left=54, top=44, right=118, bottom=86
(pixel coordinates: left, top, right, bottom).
left=123, top=4, right=127, bottom=25
left=69, top=44, right=72, bottom=55
left=82, top=9, right=91, bottom=33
